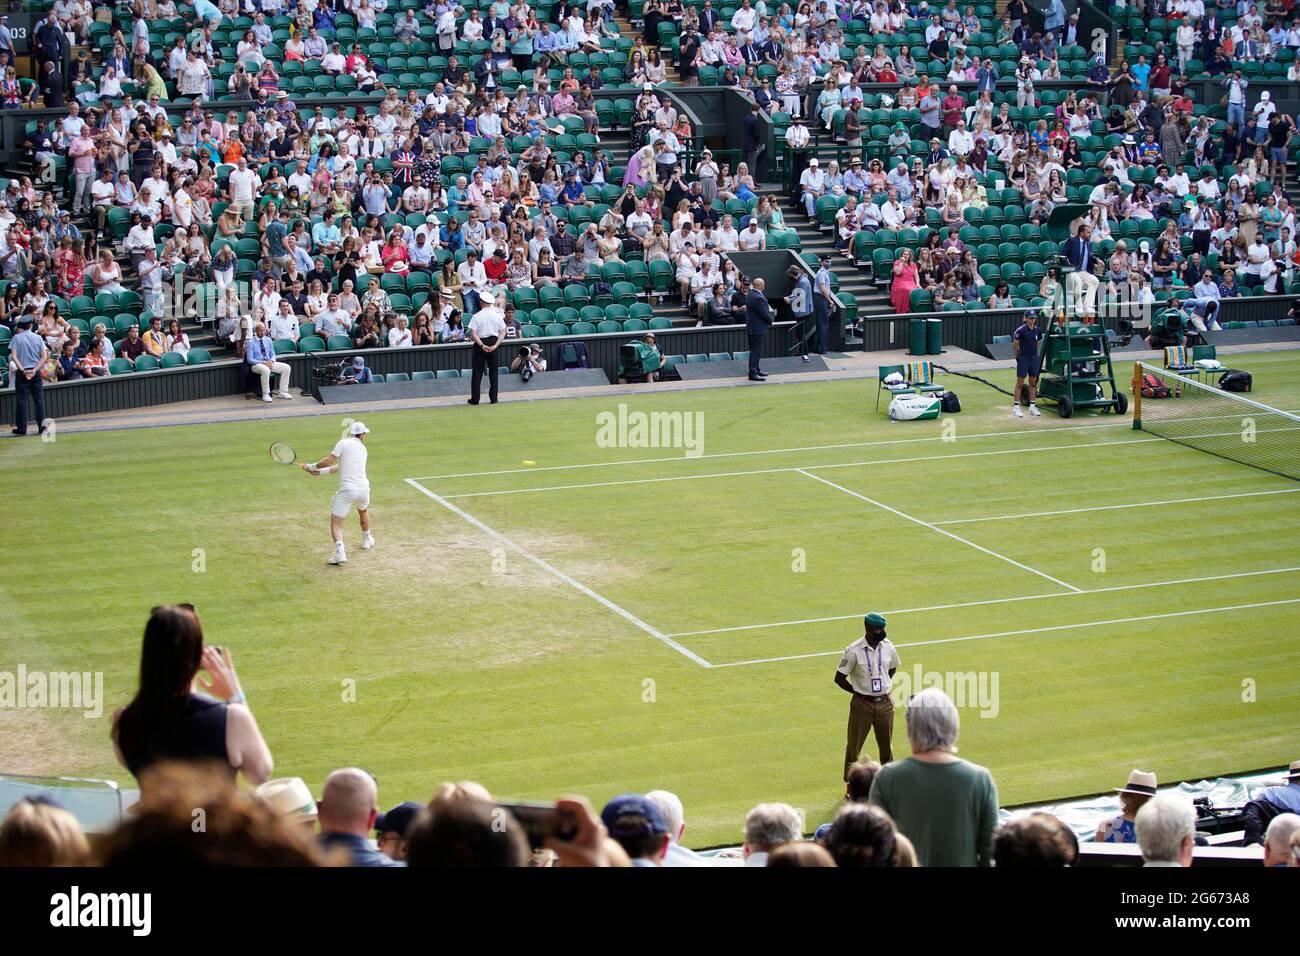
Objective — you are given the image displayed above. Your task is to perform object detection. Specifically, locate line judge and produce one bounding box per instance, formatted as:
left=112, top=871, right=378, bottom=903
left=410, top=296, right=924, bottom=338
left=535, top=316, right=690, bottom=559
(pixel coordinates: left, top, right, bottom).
left=467, top=290, right=505, bottom=405
left=835, top=612, right=901, bottom=781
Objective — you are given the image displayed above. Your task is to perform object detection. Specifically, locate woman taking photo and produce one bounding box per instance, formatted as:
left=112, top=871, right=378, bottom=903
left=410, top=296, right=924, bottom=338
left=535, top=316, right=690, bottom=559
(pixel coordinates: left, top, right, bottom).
left=112, top=605, right=273, bottom=785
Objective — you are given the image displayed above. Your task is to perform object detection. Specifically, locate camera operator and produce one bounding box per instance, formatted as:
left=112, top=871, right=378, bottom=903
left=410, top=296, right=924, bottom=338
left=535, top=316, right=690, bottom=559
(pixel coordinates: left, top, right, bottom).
left=338, top=355, right=373, bottom=384
left=1145, top=306, right=1190, bottom=350
left=510, top=343, right=547, bottom=382
left=618, top=332, right=666, bottom=384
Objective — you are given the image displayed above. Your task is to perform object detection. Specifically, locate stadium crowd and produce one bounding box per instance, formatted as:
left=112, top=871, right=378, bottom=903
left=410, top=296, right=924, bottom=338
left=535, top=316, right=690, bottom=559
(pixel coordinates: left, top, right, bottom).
left=2, top=604, right=1299, bottom=868
left=5, top=0, right=1300, bottom=393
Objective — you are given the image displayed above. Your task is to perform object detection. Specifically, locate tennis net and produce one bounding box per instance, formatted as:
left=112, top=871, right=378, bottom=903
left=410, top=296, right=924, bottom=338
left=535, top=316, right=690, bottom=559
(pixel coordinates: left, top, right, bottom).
left=1134, top=363, right=1300, bottom=481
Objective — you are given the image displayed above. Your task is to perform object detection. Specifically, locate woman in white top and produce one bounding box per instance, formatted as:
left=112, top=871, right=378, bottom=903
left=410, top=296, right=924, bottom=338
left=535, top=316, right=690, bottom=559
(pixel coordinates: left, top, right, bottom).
left=164, top=319, right=190, bottom=359
left=305, top=280, right=328, bottom=318
left=90, top=250, right=125, bottom=294
left=675, top=244, right=699, bottom=307
left=463, top=10, right=484, bottom=41
left=236, top=33, right=265, bottom=68
left=670, top=199, right=694, bottom=234
left=387, top=315, right=413, bottom=348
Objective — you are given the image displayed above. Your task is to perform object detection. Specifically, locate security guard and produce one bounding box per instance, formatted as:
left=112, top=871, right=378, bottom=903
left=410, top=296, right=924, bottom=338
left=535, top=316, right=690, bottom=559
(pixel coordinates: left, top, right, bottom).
left=835, top=612, right=901, bottom=781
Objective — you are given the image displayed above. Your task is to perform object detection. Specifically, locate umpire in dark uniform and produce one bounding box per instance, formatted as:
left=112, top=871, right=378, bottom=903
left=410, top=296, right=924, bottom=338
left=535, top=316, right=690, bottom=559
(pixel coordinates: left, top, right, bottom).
left=744, top=276, right=775, bottom=381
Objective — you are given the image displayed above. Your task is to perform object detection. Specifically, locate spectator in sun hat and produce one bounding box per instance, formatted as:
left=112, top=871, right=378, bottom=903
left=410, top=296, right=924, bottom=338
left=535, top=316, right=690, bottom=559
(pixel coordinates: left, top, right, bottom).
left=255, top=777, right=319, bottom=834
left=601, top=794, right=669, bottom=866
left=374, top=801, right=422, bottom=862
left=1241, top=759, right=1300, bottom=847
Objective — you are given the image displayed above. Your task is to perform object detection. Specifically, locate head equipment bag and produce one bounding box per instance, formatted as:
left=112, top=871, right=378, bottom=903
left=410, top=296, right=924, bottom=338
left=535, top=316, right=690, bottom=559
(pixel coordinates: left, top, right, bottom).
left=889, top=393, right=943, bottom=420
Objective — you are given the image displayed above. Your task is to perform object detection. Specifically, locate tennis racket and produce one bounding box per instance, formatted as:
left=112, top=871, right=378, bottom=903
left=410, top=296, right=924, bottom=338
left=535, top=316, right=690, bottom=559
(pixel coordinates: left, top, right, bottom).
left=269, top=441, right=309, bottom=470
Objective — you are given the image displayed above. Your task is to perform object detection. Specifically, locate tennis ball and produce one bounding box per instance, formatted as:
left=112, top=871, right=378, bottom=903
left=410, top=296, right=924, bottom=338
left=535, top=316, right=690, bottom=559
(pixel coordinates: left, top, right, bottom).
left=522, top=460, right=536, bottom=466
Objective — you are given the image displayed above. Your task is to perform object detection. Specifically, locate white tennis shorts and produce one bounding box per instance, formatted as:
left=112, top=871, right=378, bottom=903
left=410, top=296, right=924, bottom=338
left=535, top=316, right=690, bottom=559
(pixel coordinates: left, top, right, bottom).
left=331, top=483, right=370, bottom=518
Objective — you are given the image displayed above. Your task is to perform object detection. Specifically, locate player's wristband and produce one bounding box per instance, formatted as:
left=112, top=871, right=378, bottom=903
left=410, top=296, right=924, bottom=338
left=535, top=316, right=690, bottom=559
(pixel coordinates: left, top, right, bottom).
left=228, top=692, right=246, bottom=705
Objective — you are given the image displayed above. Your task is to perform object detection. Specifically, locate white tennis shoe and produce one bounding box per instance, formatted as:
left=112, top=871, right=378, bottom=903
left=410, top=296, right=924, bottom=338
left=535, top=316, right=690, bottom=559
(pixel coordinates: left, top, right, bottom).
left=328, top=546, right=347, bottom=565
left=1029, top=404, right=1041, bottom=416
left=361, top=533, right=374, bottom=550
left=1013, top=405, right=1023, bottom=417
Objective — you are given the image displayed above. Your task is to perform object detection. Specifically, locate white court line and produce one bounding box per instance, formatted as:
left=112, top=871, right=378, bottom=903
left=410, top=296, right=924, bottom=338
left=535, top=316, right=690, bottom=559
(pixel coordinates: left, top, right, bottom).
left=796, top=468, right=1084, bottom=593
left=933, top=487, right=1300, bottom=526
left=708, top=599, right=1300, bottom=668
left=663, top=566, right=1300, bottom=638
left=440, top=436, right=1162, bottom=500
left=404, top=478, right=712, bottom=668
left=412, top=405, right=1300, bottom=482
left=410, top=421, right=1138, bottom=481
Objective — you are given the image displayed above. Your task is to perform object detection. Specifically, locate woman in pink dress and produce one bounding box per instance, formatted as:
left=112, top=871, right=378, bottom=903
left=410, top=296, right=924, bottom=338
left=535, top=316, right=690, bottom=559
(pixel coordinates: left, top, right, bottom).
left=56, top=237, right=86, bottom=300
left=890, top=248, right=919, bottom=313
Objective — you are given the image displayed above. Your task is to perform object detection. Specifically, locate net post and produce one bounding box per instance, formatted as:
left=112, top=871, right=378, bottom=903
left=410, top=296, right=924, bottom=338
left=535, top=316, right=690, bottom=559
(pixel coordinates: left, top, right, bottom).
left=1131, top=362, right=1142, bottom=430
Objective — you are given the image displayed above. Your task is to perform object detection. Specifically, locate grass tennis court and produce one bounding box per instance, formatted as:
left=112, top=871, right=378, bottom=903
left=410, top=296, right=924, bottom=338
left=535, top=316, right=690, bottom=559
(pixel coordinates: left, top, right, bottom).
left=3, top=351, right=1298, bottom=847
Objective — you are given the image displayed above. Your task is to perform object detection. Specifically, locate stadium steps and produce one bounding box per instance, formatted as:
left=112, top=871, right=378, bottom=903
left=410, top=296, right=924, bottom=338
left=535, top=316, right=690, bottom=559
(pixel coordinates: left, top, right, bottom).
left=771, top=188, right=896, bottom=347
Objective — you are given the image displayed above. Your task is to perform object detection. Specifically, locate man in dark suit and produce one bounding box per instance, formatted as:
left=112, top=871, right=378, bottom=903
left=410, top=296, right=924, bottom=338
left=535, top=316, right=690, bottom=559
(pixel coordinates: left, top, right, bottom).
left=700, top=0, right=721, bottom=32
left=33, top=11, right=67, bottom=66
left=1061, top=223, right=1098, bottom=318
left=745, top=277, right=775, bottom=381
left=40, top=60, right=65, bottom=110
left=743, top=103, right=765, bottom=181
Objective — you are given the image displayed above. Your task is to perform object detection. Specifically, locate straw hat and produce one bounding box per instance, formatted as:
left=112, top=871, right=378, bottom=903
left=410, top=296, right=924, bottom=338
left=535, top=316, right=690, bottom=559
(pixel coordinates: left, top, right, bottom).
left=1115, top=769, right=1157, bottom=796
left=255, top=778, right=318, bottom=820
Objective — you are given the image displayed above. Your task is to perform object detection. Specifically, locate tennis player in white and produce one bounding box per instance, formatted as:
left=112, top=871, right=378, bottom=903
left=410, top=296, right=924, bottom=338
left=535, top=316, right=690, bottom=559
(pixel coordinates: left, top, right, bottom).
left=304, top=421, right=374, bottom=564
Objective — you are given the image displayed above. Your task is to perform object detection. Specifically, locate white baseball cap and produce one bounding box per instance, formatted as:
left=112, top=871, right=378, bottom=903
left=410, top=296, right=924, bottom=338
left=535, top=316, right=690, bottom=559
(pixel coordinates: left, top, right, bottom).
left=348, top=421, right=370, bottom=436
left=479, top=290, right=495, bottom=305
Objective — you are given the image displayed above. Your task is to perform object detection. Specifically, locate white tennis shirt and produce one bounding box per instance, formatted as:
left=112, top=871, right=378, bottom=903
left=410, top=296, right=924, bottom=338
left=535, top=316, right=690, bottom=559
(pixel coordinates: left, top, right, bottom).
left=331, top=437, right=369, bottom=488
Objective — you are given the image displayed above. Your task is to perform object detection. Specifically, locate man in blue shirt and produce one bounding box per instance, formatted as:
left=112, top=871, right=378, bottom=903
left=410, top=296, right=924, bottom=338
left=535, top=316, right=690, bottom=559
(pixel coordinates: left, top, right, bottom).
left=263, top=205, right=289, bottom=275
left=813, top=254, right=835, bottom=355
left=9, top=315, right=49, bottom=435
left=785, top=265, right=814, bottom=360
left=1012, top=310, right=1043, bottom=417
left=309, top=212, right=340, bottom=257
left=535, top=22, right=562, bottom=70
left=558, top=170, right=586, bottom=207
left=244, top=323, right=293, bottom=403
